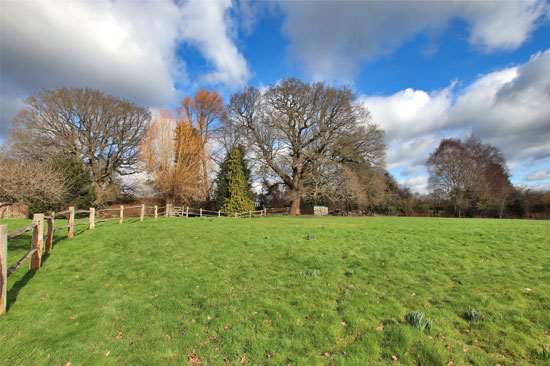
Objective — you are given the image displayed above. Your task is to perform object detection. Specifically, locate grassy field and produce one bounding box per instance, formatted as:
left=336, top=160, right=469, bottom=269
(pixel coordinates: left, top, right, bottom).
left=0, top=216, right=549, bottom=365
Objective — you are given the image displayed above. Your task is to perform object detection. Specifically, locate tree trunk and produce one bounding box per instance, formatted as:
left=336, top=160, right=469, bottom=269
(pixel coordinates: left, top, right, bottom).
left=289, top=195, right=301, bottom=216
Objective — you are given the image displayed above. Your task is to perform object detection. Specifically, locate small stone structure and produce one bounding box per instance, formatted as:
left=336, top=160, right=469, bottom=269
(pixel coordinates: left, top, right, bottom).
left=313, top=205, right=328, bottom=216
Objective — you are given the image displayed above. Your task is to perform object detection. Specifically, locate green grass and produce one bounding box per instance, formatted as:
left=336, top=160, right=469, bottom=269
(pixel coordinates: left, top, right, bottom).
left=0, top=216, right=549, bottom=365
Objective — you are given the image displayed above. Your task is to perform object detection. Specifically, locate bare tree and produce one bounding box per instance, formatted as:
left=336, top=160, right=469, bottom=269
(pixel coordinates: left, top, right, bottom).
left=9, top=87, right=151, bottom=204
left=138, top=110, right=202, bottom=205
left=426, top=139, right=471, bottom=217
left=427, top=136, right=513, bottom=217
left=0, top=154, right=67, bottom=209
left=224, top=79, right=386, bottom=215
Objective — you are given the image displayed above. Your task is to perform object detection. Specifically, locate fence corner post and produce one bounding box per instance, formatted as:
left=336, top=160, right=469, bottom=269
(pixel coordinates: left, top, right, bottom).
left=154, top=206, right=158, bottom=219
left=89, top=207, right=95, bottom=230
left=140, top=204, right=145, bottom=222
left=0, top=224, right=7, bottom=315
left=119, top=205, right=124, bottom=224
left=46, top=211, right=54, bottom=251
left=68, top=207, right=74, bottom=239
left=30, top=213, right=44, bottom=269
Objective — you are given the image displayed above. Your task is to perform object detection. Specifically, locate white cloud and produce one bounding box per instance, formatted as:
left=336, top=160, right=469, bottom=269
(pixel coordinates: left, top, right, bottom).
left=363, top=86, right=454, bottom=141
left=401, top=176, right=429, bottom=195
left=278, top=0, right=548, bottom=81
left=525, top=169, right=550, bottom=182
left=360, top=49, right=550, bottom=193
left=180, top=0, right=251, bottom=88
left=0, top=0, right=250, bottom=137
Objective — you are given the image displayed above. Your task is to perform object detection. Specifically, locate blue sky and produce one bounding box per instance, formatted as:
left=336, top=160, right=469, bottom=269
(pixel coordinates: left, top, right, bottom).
left=1, top=0, right=549, bottom=192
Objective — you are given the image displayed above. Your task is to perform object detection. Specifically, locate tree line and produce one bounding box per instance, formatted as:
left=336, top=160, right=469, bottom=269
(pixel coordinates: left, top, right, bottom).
left=1, top=81, right=548, bottom=218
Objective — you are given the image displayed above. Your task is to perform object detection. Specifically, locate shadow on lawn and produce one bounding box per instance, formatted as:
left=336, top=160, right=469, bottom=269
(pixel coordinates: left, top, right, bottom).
left=5, top=224, right=89, bottom=312
left=6, top=219, right=141, bottom=312
left=6, top=252, right=51, bottom=311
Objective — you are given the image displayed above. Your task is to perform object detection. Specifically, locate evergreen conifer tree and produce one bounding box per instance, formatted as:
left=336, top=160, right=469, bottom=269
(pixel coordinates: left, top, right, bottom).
left=220, top=147, right=254, bottom=214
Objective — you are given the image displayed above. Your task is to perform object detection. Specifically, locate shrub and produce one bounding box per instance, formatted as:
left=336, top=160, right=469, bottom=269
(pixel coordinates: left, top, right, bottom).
left=405, top=311, right=433, bottom=331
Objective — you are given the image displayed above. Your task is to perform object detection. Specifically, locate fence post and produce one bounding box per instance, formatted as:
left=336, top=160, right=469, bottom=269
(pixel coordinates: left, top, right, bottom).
left=249, top=210, right=252, bottom=218
left=89, top=207, right=95, bottom=230
left=218, top=210, right=221, bottom=217
left=186, top=206, right=189, bottom=218
left=68, top=207, right=74, bottom=239
left=200, top=208, right=202, bottom=217
left=46, top=211, right=54, bottom=251
left=140, top=204, right=145, bottom=222
left=264, top=208, right=267, bottom=216
left=260, top=210, right=263, bottom=217
left=165, top=204, right=170, bottom=218
left=0, top=224, right=7, bottom=315
left=235, top=212, right=237, bottom=218
left=30, top=213, right=44, bottom=270
left=154, top=206, right=158, bottom=219
left=119, top=205, right=124, bottom=224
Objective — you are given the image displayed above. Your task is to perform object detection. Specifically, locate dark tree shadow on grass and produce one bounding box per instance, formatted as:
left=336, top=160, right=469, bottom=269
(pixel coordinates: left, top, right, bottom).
left=5, top=219, right=140, bottom=312
left=6, top=252, right=51, bottom=311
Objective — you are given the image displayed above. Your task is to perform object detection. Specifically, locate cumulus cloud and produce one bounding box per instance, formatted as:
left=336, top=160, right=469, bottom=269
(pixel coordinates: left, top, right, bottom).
left=278, top=0, right=548, bottom=81
left=180, top=0, right=250, bottom=88
left=0, top=0, right=250, bottom=139
left=360, top=49, right=550, bottom=192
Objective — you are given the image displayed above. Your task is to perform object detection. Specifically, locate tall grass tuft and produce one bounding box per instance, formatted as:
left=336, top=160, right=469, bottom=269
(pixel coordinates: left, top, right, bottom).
left=405, top=311, right=433, bottom=331
left=538, top=344, right=550, bottom=360
left=465, top=307, right=484, bottom=323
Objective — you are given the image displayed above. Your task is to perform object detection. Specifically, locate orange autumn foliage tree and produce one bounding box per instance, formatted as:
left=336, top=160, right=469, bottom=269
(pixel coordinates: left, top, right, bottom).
left=178, top=89, right=224, bottom=201
left=138, top=110, right=202, bottom=205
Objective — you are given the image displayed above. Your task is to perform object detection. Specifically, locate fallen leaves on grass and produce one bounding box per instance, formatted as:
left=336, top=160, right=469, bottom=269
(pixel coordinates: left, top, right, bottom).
left=188, top=353, right=204, bottom=364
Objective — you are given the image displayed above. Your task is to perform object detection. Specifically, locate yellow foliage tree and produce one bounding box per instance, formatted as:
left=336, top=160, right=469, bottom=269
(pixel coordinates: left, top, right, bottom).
left=178, top=89, right=224, bottom=201
left=138, top=110, right=202, bottom=205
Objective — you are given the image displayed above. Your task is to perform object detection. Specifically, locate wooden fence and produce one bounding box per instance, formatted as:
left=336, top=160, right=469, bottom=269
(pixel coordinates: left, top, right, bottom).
left=0, top=204, right=271, bottom=315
